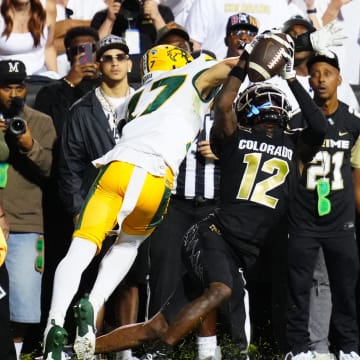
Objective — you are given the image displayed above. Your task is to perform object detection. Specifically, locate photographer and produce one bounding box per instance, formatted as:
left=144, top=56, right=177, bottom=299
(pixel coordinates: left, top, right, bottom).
left=0, top=59, right=56, bottom=359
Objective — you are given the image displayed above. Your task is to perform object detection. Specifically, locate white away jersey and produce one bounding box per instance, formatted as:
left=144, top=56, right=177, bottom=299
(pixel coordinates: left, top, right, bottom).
left=93, top=55, right=217, bottom=176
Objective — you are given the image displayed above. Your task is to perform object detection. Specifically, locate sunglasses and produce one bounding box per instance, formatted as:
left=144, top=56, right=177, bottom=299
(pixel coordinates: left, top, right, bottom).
left=67, top=43, right=96, bottom=58
left=99, top=54, right=129, bottom=63
left=229, top=29, right=257, bottom=37
left=317, top=178, right=331, bottom=216
left=35, top=237, right=44, bottom=273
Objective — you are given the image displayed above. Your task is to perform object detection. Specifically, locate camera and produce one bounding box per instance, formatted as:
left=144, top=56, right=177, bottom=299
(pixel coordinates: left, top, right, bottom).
left=4, top=116, right=27, bottom=136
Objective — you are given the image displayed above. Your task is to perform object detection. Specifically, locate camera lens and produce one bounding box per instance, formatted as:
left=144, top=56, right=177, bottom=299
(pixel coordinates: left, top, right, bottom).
left=9, top=117, right=26, bottom=135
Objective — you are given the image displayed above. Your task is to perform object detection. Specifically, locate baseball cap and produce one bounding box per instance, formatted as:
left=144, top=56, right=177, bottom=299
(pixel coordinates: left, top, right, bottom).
left=156, top=22, right=190, bottom=44
left=96, top=35, right=129, bottom=61
left=282, top=15, right=316, bottom=33
left=307, top=51, right=340, bottom=72
left=0, top=60, right=27, bottom=84
left=226, top=12, right=259, bottom=36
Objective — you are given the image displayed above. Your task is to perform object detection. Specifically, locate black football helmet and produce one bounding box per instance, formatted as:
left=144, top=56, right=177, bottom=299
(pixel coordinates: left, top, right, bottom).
left=235, top=82, right=292, bottom=128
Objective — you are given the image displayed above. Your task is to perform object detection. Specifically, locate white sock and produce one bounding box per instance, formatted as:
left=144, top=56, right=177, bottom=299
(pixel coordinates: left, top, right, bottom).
left=115, top=349, right=133, bottom=360
left=46, top=238, right=97, bottom=330
left=197, top=335, right=217, bottom=360
left=89, top=233, right=145, bottom=313
left=14, top=342, right=22, bottom=360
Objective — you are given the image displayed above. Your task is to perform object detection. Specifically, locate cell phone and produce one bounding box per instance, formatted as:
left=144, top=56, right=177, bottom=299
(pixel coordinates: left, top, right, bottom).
left=79, top=43, right=93, bottom=65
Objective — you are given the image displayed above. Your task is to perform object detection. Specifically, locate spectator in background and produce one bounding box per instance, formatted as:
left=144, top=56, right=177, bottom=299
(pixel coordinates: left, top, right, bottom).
left=0, top=59, right=56, bottom=360
left=156, top=21, right=193, bottom=52
left=54, top=0, right=107, bottom=77
left=261, top=16, right=359, bottom=355
left=91, top=0, right=174, bottom=84
left=35, top=25, right=100, bottom=135
left=57, top=34, right=134, bottom=232
left=185, top=0, right=295, bottom=60
left=224, top=12, right=258, bottom=58
left=285, top=51, right=360, bottom=360
left=0, top=0, right=59, bottom=79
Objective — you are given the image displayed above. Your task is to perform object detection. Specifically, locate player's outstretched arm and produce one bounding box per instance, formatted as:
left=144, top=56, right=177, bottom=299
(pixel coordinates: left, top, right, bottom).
left=287, top=77, right=328, bottom=164
left=194, top=56, right=239, bottom=101
left=212, top=55, right=248, bottom=138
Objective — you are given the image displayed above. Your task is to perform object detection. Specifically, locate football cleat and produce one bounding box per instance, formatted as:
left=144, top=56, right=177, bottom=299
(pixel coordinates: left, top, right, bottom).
left=73, top=294, right=96, bottom=360
left=43, top=319, right=68, bottom=360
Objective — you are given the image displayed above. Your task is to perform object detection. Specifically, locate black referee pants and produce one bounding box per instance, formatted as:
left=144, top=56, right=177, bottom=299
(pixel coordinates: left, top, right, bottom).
left=286, top=231, right=359, bottom=354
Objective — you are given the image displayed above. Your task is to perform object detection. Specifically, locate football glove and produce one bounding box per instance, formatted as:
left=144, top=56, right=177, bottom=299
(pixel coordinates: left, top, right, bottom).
left=280, top=35, right=296, bottom=80
left=310, top=20, right=347, bottom=58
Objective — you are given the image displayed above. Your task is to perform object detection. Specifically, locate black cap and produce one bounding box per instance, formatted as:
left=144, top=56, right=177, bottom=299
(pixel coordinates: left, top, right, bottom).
left=156, top=22, right=190, bottom=44
left=307, top=51, right=340, bottom=72
left=0, top=60, right=27, bottom=84
left=96, top=35, right=129, bottom=61
left=226, top=12, right=259, bottom=36
left=282, top=15, right=316, bottom=34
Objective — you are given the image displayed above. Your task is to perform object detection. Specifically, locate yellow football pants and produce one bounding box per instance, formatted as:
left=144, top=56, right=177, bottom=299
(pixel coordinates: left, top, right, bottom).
left=74, top=161, right=174, bottom=251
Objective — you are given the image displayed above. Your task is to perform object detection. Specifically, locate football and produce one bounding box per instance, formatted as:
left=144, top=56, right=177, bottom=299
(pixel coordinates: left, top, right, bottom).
left=248, top=33, right=292, bottom=82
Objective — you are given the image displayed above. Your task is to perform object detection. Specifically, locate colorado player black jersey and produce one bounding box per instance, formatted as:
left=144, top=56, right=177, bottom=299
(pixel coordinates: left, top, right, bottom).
left=212, top=126, right=298, bottom=256
left=288, top=101, right=360, bottom=236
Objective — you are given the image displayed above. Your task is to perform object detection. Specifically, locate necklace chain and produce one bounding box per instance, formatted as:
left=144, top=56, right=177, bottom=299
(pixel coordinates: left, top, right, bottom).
left=96, top=87, right=130, bottom=125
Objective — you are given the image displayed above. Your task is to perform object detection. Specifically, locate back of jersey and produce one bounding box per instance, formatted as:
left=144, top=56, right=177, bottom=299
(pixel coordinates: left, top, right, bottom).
left=95, top=55, right=217, bottom=176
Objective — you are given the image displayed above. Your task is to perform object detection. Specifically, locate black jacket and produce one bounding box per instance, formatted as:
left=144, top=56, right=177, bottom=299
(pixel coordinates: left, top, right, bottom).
left=34, top=78, right=98, bottom=137
left=58, top=90, right=116, bottom=217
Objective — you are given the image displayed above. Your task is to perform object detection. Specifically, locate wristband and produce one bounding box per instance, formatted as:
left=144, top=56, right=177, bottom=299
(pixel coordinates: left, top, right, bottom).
left=228, top=66, right=246, bottom=81
left=306, top=8, right=317, bottom=14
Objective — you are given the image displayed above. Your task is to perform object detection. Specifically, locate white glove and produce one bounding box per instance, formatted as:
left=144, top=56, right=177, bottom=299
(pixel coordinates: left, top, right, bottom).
left=310, top=20, right=347, bottom=58
left=243, top=33, right=266, bottom=56
left=280, top=35, right=296, bottom=80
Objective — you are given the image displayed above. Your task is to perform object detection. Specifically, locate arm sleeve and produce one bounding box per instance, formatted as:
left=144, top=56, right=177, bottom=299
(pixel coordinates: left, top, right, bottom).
left=159, top=5, right=174, bottom=23
left=288, top=79, right=328, bottom=145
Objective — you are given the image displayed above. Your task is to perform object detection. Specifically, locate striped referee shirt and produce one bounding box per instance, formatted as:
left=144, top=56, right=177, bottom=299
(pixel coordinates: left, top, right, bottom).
left=174, top=111, right=220, bottom=200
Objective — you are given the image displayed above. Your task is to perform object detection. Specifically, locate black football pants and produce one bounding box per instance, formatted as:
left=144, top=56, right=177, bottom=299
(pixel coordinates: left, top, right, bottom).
left=286, top=232, right=359, bottom=354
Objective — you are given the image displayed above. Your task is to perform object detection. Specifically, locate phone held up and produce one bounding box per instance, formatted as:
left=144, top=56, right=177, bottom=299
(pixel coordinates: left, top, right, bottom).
left=79, top=43, right=94, bottom=65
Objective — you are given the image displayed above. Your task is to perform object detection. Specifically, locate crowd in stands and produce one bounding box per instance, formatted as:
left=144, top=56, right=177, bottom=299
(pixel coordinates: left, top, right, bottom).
left=1, top=1, right=360, bottom=360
